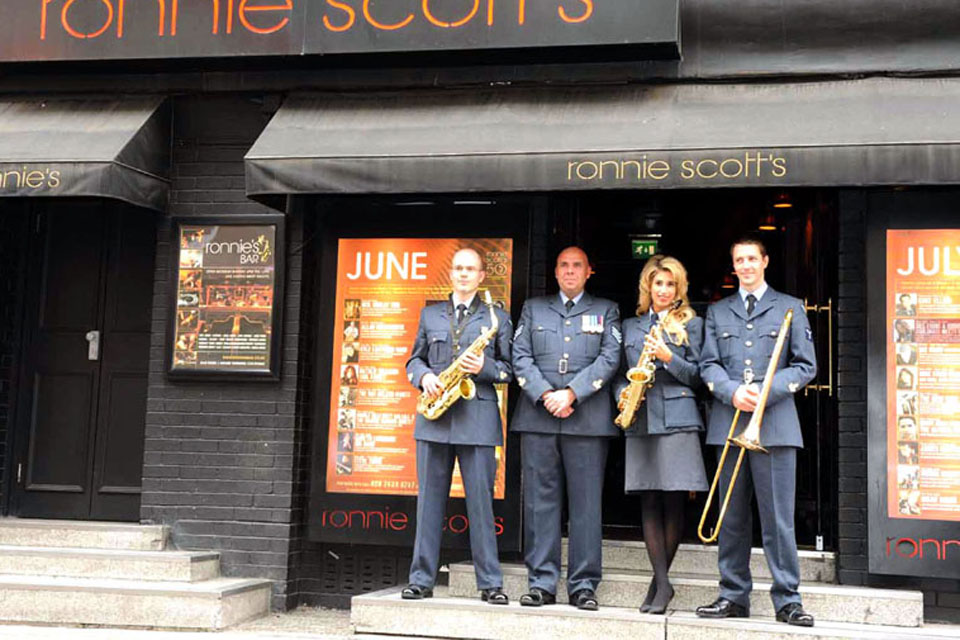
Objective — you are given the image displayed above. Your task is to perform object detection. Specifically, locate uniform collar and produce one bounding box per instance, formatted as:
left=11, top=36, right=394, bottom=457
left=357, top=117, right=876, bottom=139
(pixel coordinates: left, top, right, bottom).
left=559, top=291, right=585, bottom=306
left=451, top=292, right=477, bottom=309
left=739, top=281, right=768, bottom=305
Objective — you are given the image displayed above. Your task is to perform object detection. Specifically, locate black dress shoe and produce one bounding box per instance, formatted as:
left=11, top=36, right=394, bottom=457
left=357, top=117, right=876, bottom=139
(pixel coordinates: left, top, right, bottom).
left=519, top=587, right=556, bottom=607
left=777, top=603, right=815, bottom=627
left=481, top=587, right=509, bottom=605
left=695, top=597, right=749, bottom=619
left=570, top=588, right=599, bottom=611
left=400, top=584, right=433, bottom=600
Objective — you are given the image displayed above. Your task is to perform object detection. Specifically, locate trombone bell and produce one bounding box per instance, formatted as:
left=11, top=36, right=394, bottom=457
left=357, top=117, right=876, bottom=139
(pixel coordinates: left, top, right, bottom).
left=729, top=413, right=768, bottom=453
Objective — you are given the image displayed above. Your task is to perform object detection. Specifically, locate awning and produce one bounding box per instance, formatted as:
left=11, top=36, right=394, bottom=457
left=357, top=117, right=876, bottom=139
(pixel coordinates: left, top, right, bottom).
left=245, top=77, right=960, bottom=198
left=0, top=97, right=170, bottom=211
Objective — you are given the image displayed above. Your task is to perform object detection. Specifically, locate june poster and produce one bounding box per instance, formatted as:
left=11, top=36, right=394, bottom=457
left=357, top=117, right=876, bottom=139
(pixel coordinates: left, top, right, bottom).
left=886, top=230, right=960, bottom=522
left=326, top=238, right=512, bottom=498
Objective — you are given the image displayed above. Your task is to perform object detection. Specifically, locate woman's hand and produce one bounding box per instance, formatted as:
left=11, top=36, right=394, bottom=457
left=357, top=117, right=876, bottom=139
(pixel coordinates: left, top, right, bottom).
left=644, top=332, right=673, bottom=364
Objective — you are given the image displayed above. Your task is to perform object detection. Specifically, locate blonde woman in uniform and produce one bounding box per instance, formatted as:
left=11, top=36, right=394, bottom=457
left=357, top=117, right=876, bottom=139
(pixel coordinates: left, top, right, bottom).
left=615, top=255, right=708, bottom=614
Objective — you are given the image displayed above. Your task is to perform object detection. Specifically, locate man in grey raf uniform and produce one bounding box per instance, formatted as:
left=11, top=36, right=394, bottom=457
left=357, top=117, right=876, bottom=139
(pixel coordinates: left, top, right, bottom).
left=403, top=248, right=513, bottom=605
left=512, top=246, right=621, bottom=611
left=697, top=237, right=817, bottom=627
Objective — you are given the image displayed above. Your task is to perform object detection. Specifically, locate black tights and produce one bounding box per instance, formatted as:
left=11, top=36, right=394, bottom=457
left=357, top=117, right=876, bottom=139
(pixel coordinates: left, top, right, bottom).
left=640, top=490, right=686, bottom=609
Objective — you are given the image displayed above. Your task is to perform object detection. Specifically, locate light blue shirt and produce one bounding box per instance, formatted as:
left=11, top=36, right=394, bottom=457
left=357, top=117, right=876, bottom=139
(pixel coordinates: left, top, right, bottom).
left=559, top=291, right=585, bottom=307
left=739, top=282, right=768, bottom=309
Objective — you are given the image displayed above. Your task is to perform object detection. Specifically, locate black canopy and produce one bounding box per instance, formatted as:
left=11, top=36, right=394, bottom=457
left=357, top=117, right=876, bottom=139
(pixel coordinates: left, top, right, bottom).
left=246, top=78, right=960, bottom=199
left=0, top=97, right=170, bottom=211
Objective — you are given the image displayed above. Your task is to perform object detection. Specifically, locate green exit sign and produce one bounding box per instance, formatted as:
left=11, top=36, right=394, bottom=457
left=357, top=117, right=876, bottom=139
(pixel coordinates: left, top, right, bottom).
left=632, top=240, right=659, bottom=259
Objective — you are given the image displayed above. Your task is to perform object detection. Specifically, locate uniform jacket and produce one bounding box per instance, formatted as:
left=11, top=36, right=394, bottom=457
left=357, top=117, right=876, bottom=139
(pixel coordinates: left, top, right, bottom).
left=614, top=314, right=704, bottom=436
left=406, top=297, right=513, bottom=446
left=511, top=293, right=621, bottom=436
left=700, top=288, right=817, bottom=448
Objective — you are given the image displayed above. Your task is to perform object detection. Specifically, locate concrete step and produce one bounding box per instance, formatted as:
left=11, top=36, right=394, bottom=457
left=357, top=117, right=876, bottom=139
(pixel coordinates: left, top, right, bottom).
left=567, top=539, right=836, bottom=583
left=353, top=589, right=950, bottom=640
left=0, top=519, right=168, bottom=551
left=351, top=587, right=665, bottom=640
left=0, top=545, right=220, bottom=582
left=0, top=575, right=271, bottom=630
left=448, top=563, right=923, bottom=627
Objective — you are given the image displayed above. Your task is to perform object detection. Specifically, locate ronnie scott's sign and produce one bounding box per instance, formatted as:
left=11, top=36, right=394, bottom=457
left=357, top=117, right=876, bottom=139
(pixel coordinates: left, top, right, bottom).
left=0, top=0, right=680, bottom=62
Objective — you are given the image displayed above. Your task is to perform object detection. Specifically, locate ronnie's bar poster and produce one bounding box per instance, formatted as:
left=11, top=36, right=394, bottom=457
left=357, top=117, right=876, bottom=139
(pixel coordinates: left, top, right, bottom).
left=887, top=230, right=960, bottom=522
left=170, top=221, right=281, bottom=377
left=326, top=238, right=512, bottom=498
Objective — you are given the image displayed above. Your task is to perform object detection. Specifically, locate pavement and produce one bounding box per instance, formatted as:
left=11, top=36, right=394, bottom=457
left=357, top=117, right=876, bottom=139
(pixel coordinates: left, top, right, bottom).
left=0, top=607, right=368, bottom=640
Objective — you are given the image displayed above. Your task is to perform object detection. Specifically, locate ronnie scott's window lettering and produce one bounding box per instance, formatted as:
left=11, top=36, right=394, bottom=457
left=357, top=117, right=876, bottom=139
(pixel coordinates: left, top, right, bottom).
left=169, top=221, right=282, bottom=377
left=326, top=237, right=512, bottom=499
left=887, top=230, right=960, bottom=522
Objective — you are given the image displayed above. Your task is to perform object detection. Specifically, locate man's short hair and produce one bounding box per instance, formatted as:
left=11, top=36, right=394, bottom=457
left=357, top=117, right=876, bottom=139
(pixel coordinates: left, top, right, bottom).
left=730, top=236, right=768, bottom=257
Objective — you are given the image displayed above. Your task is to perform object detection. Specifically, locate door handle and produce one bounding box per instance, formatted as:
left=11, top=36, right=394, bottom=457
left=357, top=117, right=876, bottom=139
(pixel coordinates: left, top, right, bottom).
left=85, top=330, right=100, bottom=361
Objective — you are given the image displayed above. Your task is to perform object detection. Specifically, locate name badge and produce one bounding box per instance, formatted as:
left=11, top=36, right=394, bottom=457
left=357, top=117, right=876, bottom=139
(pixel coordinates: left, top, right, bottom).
left=582, top=314, right=604, bottom=334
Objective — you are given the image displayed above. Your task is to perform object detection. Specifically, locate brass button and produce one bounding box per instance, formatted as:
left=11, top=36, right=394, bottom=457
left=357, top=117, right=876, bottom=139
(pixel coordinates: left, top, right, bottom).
left=746, top=323, right=754, bottom=330
left=563, top=353, right=570, bottom=359
left=745, top=340, right=753, bottom=347
left=681, top=391, right=687, bottom=396
left=722, top=332, right=730, bottom=338
left=566, top=320, right=572, bottom=326
left=745, top=359, right=752, bottom=366
left=564, top=336, right=571, bottom=342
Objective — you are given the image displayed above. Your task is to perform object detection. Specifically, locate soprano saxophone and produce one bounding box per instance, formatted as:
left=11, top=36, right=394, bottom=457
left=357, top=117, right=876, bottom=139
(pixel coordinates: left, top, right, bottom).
left=614, top=300, right=683, bottom=430
left=416, top=290, right=499, bottom=421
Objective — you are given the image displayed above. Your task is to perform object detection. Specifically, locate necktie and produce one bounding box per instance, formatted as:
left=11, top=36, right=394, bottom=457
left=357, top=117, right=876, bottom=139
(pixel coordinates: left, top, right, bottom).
left=565, top=299, right=575, bottom=312
left=651, top=312, right=659, bottom=326
left=746, top=294, right=757, bottom=316
left=456, top=304, right=467, bottom=325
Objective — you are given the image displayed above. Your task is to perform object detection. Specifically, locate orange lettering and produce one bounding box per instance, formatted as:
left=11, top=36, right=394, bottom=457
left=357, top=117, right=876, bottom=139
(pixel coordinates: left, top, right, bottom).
left=41, top=0, right=53, bottom=39
left=486, top=0, right=493, bottom=26
left=422, top=0, right=479, bottom=28
left=211, top=0, right=220, bottom=33
left=61, top=0, right=114, bottom=39
left=170, top=0, right=178, bottom=35
left=323, top=0, right=356, bottom=31
left=239, top=0, right=292, bottom=34
left=156, top=0, right=165, bottom=36
left=363, top=0, right=413, bottom=30
left=227, top=0, right=235, bottom=34
left=518, top=0, right=524, bottom=25
left=558, top=0, right=592, bottom=23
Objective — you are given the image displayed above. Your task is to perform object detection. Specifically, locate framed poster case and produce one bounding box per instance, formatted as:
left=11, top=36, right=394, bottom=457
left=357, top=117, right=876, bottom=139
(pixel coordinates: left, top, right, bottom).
left=166, top=215, right=285, bottom=380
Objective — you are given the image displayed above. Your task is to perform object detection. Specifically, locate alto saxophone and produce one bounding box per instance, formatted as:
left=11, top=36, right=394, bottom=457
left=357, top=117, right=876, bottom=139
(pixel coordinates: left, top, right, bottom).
left=416, top=290, right=499, bottom=421
left=614, top=300, right=683, bottom=430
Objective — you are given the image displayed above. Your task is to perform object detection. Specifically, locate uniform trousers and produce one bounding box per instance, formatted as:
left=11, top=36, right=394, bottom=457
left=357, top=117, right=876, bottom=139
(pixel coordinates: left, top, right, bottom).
left=715, top=445, right=802, bottom=611
left=521, top=433, right=609, bottom=596
left=409, top=440, right=501, bottom=590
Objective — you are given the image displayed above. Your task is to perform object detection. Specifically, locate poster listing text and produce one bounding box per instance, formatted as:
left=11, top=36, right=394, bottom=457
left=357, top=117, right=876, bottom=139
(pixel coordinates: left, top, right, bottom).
left=887, top=230, right=960, bottom=521
left=327, top=238, right=512, bottom=498
left=173, top=225, right=276, bottom=373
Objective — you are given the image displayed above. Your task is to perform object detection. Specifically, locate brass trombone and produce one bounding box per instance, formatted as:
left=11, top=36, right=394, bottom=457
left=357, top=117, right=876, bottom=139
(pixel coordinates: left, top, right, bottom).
left=697, top=308, right=794, bottom=544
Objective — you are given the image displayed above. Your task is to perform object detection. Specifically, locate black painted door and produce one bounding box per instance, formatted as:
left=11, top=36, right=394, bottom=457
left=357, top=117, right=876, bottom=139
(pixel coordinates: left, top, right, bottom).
left=14, top=204, right=155, bottom=521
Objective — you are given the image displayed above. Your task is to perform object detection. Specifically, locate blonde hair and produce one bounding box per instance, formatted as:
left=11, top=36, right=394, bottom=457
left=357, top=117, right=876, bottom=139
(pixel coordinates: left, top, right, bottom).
left=636, top=255, right=696, bottom=345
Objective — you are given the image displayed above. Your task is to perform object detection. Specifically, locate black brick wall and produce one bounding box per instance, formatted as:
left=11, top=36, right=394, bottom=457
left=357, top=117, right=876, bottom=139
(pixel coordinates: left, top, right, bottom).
left=837, top=190, right=960, bottom=623
left=139, top=95, right=304, bottom=610
left=0, top=204, right=29, bottom=512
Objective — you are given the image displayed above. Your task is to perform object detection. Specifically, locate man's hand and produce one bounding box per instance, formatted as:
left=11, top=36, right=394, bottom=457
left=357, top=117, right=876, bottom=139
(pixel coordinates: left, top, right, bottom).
left=644, top=332, right=673, bottom=364
left=421, top=373, right=444, bottom=398
left=543, top=388, right=576, bottom=417
left=459, top=350, right=484, bottom=375
left=732, top=383, right=760, bottom=412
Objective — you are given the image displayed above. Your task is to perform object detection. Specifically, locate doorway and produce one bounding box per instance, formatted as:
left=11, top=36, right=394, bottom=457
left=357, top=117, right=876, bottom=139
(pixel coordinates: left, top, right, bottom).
left=12, top=203, right=156, bottom=521
left=550, top=189, right=839, bottom=550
